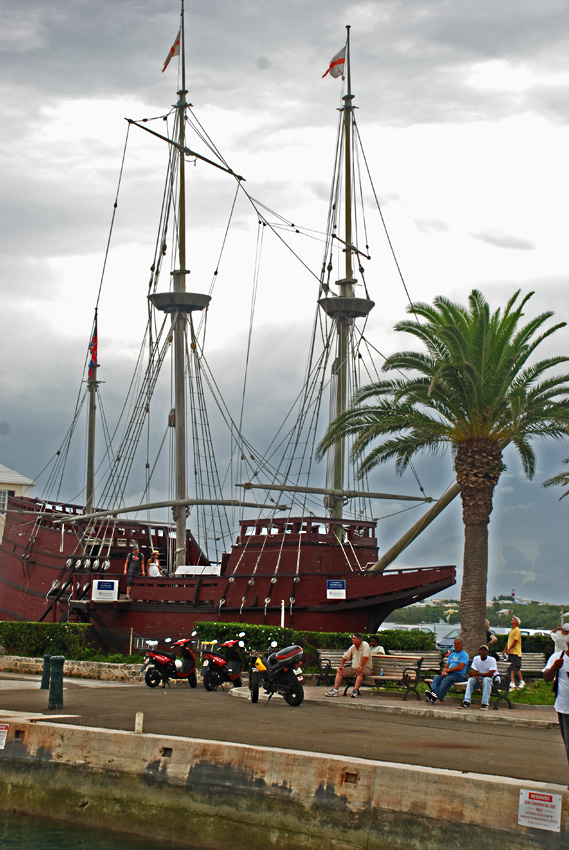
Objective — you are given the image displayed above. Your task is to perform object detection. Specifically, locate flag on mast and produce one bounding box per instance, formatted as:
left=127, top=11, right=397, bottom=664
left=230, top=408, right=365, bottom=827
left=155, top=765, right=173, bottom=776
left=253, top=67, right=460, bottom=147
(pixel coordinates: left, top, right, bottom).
left=162, top=29, right=181, bottom=72
left=88, top=321, right=98, bottom=381
left=322, top=46, right=346, bottom=79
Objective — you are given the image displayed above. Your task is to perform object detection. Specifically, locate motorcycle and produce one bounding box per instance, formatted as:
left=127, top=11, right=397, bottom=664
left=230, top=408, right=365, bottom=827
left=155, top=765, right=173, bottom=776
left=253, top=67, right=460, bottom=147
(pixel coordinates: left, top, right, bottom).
left=248, top=641, right=304, bottom=707
left=142, top=632, right=198, bottom=688
left=201, top=632, right=246, bottom=691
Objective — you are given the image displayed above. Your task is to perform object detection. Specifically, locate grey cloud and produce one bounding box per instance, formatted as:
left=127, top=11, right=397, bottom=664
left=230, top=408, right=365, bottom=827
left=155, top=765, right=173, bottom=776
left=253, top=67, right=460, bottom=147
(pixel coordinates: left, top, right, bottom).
left=471, top=229, right=535, bottom=250
left=414, top=219, right=449, bottom=234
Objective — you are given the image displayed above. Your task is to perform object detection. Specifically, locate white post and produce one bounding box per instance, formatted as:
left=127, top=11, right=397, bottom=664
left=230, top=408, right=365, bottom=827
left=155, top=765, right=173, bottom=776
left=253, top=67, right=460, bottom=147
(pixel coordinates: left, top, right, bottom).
left=280, top=599, right=285, bottom=628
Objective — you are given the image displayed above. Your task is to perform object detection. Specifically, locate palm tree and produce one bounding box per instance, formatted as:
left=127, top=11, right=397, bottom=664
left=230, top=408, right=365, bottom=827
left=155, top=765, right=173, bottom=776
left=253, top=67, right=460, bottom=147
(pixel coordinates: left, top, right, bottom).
left=317, top=290, right=569, bottom=653
left=543, top=458, right=569, bottom=499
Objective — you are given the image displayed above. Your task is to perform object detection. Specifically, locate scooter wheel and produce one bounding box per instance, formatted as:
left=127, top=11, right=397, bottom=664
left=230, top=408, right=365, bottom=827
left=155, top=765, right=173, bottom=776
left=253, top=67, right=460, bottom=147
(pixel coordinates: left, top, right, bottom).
left=250, top=668, right=260, bottom=704
left=283, top=674, right=304, bottom=706
left=234, top=676, right=242, bottom=688
left=188, top=671, right=197, bottom=689
left=202, top=670, right=218, bottom=691
left=145, top=669, right=161, bottom=688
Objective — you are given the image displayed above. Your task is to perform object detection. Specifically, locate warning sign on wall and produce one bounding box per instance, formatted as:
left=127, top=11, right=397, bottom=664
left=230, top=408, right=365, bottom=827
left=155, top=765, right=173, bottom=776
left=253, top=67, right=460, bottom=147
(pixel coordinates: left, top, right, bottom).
left=0, top=723, right=9, bottom=750
left=518, top=789, right=562, bottom=832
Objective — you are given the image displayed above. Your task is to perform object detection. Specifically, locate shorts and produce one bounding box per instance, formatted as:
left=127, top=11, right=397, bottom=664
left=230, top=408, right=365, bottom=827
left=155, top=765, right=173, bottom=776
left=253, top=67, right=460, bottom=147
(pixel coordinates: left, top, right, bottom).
left=339, top=665, right=373, bottom=678
left=126, top=570, right=140, bottom=587
left=508, top=654, right=522, bottom=670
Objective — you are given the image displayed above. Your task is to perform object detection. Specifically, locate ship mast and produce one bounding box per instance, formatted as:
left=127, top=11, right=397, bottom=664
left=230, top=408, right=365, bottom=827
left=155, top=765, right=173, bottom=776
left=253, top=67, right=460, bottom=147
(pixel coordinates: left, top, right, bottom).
left=149, top=0, right=211, bottom=570
left=85, top=310, right=98, bottom=516
left=173, top=5, right=189, bottom=570
left=319, top=27, right=374, bottom=526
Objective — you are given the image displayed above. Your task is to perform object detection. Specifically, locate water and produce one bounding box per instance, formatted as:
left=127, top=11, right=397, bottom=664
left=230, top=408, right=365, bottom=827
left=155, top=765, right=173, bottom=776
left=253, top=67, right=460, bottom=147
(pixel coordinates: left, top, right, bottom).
left=0, top=812, right=193, bottom=850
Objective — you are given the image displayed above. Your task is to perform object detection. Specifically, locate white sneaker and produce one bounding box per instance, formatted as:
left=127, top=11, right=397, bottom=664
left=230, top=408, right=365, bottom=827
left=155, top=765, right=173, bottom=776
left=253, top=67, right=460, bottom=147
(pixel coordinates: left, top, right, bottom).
left=509, top=683, right=516, bottom=692
left=325, top=688, right=338, bottom=697
left=517, top=681, right=526, bottom=690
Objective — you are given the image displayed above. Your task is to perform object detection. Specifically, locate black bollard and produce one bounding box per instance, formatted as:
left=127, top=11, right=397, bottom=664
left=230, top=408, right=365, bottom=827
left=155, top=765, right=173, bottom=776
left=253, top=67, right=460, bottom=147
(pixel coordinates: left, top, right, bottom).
left=40, top=655, right=52, bottom=690
left=48, top=655, right=65, bottom=710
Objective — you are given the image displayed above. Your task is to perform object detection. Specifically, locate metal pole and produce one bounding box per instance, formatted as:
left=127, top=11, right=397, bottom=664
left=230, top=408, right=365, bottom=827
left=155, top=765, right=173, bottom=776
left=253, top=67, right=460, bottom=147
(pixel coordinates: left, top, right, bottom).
left=48, top=656, right=65, bottom=710
left=40, top=655, right=52, bottom=690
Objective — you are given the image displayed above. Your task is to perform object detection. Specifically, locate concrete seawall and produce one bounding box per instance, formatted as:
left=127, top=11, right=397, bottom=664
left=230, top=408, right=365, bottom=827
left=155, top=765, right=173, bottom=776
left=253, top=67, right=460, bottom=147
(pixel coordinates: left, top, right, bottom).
left=0, top=716, right=566, bottom=849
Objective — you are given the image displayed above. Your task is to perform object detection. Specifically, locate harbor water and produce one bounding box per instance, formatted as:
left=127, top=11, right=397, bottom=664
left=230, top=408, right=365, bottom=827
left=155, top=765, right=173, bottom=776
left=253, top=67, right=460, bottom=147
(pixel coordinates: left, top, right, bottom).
left=0, top=812, right=190, bottom=850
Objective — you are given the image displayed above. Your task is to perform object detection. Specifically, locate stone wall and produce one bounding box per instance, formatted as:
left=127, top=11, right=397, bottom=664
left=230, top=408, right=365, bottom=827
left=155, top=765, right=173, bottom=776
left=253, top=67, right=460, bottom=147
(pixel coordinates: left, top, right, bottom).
left=0, top=655, right=141, bottom=681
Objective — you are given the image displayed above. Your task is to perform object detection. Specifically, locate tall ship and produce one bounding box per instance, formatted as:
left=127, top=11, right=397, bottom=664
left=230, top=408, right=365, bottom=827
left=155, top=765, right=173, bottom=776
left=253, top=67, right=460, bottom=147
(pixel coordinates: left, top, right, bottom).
left=0, top=7, right=455, bottom=652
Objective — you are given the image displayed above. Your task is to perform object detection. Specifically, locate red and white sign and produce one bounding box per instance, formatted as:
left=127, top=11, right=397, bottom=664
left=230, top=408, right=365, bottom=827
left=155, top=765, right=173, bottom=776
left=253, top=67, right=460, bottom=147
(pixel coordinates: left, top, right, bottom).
left=518, top=789, right=562, bottom=832
left=0, top=723, right=9, bottom=749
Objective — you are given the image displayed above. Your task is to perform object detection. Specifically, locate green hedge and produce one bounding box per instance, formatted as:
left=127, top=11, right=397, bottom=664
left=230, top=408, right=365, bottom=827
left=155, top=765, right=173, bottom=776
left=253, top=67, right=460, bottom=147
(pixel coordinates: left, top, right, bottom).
left=0, top=622, right=90, bottom=658
left=193, top=622, right=437, bottom=669
left=493, top=633, right=555, bottom=655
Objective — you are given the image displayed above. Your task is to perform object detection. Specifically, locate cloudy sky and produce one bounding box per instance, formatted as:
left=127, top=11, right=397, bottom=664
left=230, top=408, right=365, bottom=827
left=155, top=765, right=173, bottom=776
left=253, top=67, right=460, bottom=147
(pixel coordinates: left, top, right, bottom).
left=1, top=0, right=569, bottom=605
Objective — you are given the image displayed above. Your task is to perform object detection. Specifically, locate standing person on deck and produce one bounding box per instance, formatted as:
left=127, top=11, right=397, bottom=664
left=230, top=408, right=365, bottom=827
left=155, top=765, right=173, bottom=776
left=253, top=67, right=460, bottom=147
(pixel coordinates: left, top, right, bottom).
left=543, top=632, right=569, bottom=768
left=146, top=550, right=162, bottom=577
left=123, top=545, right=145, bottom=600
left=505, top=616, right=524, bottom=691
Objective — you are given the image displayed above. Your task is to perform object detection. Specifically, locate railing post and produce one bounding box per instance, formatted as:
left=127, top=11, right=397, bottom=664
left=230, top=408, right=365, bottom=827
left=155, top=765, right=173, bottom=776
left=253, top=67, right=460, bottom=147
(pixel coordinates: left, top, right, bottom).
left=48, top=655, right=65, bottom=709
left=40, top=654, right=52, bottom=689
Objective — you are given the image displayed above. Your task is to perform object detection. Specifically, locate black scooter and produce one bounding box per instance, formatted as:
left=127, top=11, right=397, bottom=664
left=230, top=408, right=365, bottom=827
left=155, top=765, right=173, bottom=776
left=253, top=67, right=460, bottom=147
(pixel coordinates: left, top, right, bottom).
left=201, top=632, right=246, bottom=691
left=248, top=641, right=304, bottom=707
left=142, top=633, right=198, bottom=688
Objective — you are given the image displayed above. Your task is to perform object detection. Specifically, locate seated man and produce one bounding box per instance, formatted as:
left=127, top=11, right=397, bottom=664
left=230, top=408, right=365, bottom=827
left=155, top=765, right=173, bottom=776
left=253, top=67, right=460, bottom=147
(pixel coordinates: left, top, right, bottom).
left=458, top=644, right=498, bottom=711
left=425, top=638, right=469, bottom=704
left=369, top=636, right=385, bottom=655
left=325, top=633, right=372, bottom=699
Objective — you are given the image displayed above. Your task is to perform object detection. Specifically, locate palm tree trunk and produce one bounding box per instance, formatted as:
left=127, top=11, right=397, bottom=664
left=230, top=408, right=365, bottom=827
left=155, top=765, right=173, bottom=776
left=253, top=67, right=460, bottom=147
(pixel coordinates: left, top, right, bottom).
left=459, top=523, right=489, bottom=656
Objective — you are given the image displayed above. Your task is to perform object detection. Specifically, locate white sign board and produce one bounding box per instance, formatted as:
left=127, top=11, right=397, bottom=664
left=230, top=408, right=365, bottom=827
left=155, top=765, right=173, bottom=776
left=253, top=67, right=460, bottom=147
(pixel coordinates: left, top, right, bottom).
left=327, top=579, right=346, bottom=600
left=0, top=723, right=9, bottom=750
left=175, top=565, right=221, bottom=576
left=518, top=789, right=562, bottom=832
left=91, top=579, right=119, bottom=602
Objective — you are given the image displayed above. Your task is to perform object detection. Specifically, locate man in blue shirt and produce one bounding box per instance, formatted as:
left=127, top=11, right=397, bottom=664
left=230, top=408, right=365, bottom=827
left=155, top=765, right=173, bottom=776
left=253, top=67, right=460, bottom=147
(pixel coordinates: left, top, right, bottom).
left=425, top=638, right=469, bottom=704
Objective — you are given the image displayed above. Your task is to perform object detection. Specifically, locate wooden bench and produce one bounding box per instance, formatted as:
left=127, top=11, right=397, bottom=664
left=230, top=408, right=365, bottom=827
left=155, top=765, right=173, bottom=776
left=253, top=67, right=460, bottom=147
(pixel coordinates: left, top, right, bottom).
left=389, top=649, right=442, bottom=674
left=496, top=653, right=546, bottom=678
left=426, top=653, right=546, bottom=710
left=316, top=649, right=424, bottom=701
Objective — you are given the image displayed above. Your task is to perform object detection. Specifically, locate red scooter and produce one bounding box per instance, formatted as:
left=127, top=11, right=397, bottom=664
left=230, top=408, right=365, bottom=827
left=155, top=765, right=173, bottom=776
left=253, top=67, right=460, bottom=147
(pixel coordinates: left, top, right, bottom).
left=201, top=633, right=246, bottom=691
left=142, top=634, right=198, bottom=688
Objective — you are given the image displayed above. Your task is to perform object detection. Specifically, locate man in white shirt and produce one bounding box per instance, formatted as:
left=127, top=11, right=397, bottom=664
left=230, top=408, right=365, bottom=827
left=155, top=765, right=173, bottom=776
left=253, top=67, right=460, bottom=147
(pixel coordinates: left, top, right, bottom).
left=326, top=633, right=372, bottom=699
left=550, top=625, right=569, bottom=653
left=458, top=644, right=498, bottom=711
left=543, top=632, right=569, bottom=767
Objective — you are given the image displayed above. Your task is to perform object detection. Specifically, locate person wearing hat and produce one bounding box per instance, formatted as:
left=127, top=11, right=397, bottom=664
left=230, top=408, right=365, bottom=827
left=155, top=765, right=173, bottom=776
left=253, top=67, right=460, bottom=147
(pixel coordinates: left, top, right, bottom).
left=504, top=615, right=524, bottom=691
left=543, top=629, right=569, bottom=767
left=550, top=624, right=569, bottom=653
left=147, top=550, right=162, bottom=577
left=123, top=544, right=145, bottom=599
left=458, top=644, right=499, bottom=711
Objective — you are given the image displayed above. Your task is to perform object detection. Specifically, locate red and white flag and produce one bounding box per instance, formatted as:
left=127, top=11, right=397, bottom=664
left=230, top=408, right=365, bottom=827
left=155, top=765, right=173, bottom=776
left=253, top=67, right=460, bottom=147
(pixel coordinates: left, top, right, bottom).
left=162, top=29, right=181, bottom=72
left=322, top=46, right=345, bottom=79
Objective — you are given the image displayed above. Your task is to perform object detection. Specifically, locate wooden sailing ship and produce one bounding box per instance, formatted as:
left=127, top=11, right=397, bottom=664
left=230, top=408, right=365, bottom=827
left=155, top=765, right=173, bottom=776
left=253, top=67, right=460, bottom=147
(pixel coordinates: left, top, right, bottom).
left=0, top=9, right=455, bottom=652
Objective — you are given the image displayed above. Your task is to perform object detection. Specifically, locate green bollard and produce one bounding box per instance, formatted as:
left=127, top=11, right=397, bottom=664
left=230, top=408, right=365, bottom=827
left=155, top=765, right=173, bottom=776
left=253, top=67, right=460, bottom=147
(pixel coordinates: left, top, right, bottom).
left=48, top=655, right=65, bottom=710
left=40, top=655, right=52, bottom=690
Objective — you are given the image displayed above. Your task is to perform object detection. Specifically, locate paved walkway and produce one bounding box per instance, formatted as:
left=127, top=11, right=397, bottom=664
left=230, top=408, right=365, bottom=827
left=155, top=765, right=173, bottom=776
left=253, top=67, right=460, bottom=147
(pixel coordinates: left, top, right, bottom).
left=0, top=671, right=557, bottom=728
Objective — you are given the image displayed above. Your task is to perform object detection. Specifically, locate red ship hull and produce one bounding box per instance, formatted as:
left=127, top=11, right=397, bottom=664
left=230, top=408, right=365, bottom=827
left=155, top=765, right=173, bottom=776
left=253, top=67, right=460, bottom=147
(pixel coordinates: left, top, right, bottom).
left=0, top=496, right=455, bottom=652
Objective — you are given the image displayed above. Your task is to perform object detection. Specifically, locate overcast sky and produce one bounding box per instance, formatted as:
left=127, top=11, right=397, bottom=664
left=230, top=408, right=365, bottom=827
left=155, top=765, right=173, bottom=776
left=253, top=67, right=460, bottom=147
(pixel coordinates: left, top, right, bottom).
left=1, top=0, right=569, bottom=606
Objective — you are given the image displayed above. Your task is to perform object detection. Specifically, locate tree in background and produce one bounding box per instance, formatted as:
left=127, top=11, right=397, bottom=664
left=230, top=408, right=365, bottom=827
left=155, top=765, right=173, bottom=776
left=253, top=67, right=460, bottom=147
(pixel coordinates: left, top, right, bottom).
left=317, top=290, right=569, bottom=654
